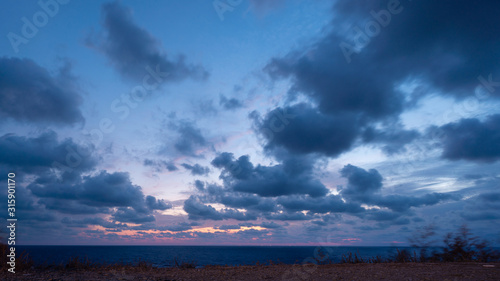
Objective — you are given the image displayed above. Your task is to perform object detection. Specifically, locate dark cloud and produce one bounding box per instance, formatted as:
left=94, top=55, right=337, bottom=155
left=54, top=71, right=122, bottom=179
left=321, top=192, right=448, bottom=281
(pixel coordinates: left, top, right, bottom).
left=183, top=196, right=223, bottom=221
left=260, top=221, right=283, bottom=229
left=362, top=125, right=420, bottom=155
left=340, top=164, right=383, bottom=201
left=171, top=120, right=209, bottom=157
left=261, top=0, right=500, bottom=160
left=192, top=181, right=277, bottom=213
left=340, top=164, right=460, bottom=212
left=28, top=170, right=171, bottom=223
left=219, top=95, right=243, bottom=110
left=267, top=0, right=500, bottom=109
left=181, top=163, right=210, bottom=176
left=479, top=192, right=500, bottom=203
left=217, top=225, right=241, bottom=230
left=211, top=152, right=329, bottom=197
left=31, top=171, right=145, bottom=208
left=264, top=211, right=316, bottom=221
left=183, top=160, right=460, bottom=226
left=461, top=211, right=500, bottom=221
left=89, top=1, right=208, bottom=83
left=143, top=159, right=178, bottom=172
left=253, top=103, right=361, bottom=157
left=252, top=103, right=417, bottom=158
left=0, top=185, right=57, bottom=225
left=0, top=131, right=97, bottom=175
left=61, top=217, right=127, bottom=229
left=277, top=194, right=364, bottom=214
left=375, top=193, right=460, bottom=213
left=432, top=115, right=500, bottom=163
left=362, top=210, right=402, bottom=222
left=111, top=207, right=156, bottom=224
left=265, top=42, right=404, bottom=119
left=40, top=198, right=111, bottom=215
left=145, top=195, right=172, bottom=210
left=461, top=192, right=500, bottom=221
left=183, top=195, right=256, bottom=221
left=0, top=57, right=84, bottom=125
left=159, top=222, right=196, bottom=232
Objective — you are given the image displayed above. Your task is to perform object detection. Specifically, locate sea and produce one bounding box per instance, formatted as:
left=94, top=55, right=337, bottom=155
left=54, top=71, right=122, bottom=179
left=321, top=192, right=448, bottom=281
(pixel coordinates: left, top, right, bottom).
left=16, top=246, right=426, bottom=268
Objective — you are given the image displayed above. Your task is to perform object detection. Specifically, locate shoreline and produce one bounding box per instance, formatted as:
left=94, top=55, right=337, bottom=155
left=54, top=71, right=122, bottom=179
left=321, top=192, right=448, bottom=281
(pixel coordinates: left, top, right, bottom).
left=2, top=262, right=499, bottom=281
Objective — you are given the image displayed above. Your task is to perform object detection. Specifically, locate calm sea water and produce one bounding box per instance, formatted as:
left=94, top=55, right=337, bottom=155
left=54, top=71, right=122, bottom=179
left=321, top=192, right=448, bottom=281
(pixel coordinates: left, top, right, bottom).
left=16, top=246, right=422, bottom=267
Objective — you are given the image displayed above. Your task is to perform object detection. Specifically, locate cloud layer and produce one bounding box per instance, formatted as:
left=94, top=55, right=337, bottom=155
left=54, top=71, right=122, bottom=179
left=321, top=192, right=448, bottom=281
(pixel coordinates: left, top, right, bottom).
left=0, top=57, right=84, bottom=125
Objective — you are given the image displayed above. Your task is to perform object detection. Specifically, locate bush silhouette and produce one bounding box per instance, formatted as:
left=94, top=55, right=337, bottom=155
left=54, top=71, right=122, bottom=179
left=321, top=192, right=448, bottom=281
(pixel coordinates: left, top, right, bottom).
left=410, top=224, right=499, bottom=262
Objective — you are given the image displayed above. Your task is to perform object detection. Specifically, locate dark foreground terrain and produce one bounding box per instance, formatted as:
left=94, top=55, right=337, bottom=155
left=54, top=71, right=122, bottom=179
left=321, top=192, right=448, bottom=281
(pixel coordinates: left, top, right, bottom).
left=2, top=262, right=499, bottom=281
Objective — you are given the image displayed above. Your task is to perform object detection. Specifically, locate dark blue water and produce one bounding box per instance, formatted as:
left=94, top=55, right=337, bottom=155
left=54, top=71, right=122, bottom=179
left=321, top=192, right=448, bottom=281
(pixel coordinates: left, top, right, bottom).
left=16, top=246, right=422, bottom=267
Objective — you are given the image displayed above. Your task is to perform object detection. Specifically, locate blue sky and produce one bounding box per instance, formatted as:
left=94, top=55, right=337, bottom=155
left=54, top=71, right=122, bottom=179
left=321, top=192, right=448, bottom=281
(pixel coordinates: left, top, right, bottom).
left=1, top=0, right=500, bottom=246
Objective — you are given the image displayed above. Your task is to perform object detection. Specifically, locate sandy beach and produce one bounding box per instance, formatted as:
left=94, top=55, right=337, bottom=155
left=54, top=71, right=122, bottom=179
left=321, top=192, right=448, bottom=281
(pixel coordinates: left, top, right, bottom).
left=2, top=262, right=499, bottom=281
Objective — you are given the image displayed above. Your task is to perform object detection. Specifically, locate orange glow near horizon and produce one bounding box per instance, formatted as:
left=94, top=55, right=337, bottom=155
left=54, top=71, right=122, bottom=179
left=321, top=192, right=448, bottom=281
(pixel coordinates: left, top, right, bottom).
left=88, top=225, right=268, bottom=238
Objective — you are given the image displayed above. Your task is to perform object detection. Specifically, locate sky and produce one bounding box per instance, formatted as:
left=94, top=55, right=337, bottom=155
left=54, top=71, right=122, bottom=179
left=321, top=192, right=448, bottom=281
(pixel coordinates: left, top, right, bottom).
left=0, top=0, right=499, bottom=246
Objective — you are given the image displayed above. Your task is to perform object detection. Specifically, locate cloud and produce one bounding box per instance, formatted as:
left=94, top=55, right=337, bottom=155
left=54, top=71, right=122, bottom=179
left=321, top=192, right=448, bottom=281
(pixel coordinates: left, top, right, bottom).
left=260, top=0, right=500, bottom=160
left=340, top=164, right=460, bottom=212
left=143, top=159, right=178, bottom=172
left=252, top=103, right=361, bottom=157
left=183, top=157, right=461, bottom=227
left=362, top=125, right=420, bottom=155
left=432, top=114, right=500, bottom=162
left=183, top=196, right=256, bottom=221
left=219, top=95, right=243, bottom=110
left=28, top=170, right=172, bottom=222
left=145, top=195, right=172, bottom=210
left=181, top=163, right=210, bottom=176
left=183, top=196, right=223, bottom=221
left=277, top=194, right=364, bottom=214
left=374, top=193, right=460, bottom=213
left=192, top=181, right=277, bottom=213
left=211, top=152, right=329, bottom=197
left=111, top=207, right=156, bottom=224
left=170, top=120, right=209, bottom=157
left=159, top=222, right=196, bottom=232
left=88, top=1, right=208, bottom=83
left=461, top=191, right=500, bottom=221
left=328, top=0, right=500, bottom=99
left=217, top=225, right=241, bottom=230
left=340, top=164, right=383, bottom=201
left=0, top=131, right=97, bottom=175
left=259, top=221, right=283, bottom=229
left=0, top=57, right=84, bottom=125
left=61, top=217, right=127, bottom=229
left=264, top=211, right=315, bottom=221
left=252, top=102, right=418, bottom=158
left=40, top=198, right=111, bottom=215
